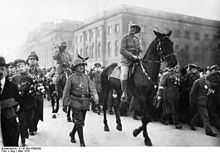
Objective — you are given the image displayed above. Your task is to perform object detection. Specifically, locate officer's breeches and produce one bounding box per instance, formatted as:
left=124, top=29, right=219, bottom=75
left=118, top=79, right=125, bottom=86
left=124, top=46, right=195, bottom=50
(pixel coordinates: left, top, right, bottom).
left=120, top=65, right=129, bottom=80
left=72, top=109, right=87, bottom=128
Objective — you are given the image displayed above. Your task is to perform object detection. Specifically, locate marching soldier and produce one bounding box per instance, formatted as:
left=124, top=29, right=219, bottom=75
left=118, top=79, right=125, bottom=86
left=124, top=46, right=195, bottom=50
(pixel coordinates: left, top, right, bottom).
left=11, top=59, right=36, bottom=146
left=156, top=65, right=182, bottom=129
left=62, top=58, right=99, bottom=147
left=27, top=52, right=45, bottom=135
left=0, top=56, right=20, bottom=146
left=189, top=73, right=218, bottom=137
left=119, top=24, right=142, bottom=102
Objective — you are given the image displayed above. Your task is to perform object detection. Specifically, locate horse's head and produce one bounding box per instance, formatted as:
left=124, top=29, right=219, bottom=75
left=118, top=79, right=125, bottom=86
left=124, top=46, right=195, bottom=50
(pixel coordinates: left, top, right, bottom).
left=153, top=31, right=178, bottom=68
left=78, top=54, right=89, bottom=63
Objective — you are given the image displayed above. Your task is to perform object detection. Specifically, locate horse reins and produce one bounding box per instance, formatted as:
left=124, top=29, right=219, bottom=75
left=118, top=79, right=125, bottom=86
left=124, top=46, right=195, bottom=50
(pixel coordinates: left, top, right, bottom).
left=138, top=38, right=175, bottom=89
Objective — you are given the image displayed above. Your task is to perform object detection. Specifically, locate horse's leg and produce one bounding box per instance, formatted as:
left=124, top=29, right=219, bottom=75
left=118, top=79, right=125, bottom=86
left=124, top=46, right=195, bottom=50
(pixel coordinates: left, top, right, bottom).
left=102, top=89, right=110, bottom=131
left=142, top=115, right=152, bottom=146
left=114, top=92, right=122, bottom=131
left=133, top=125, right=143, bottom=137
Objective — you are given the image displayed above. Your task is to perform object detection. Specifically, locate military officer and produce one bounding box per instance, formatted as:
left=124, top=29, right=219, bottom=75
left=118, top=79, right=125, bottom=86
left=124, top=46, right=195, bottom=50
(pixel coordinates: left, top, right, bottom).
left=156, top=65, right=182, bottom=129
left=63, top=58, right=99, bottom=147
left=119, top=24, right=142, bottom=102
left=53, top=42, right=72, bottom=94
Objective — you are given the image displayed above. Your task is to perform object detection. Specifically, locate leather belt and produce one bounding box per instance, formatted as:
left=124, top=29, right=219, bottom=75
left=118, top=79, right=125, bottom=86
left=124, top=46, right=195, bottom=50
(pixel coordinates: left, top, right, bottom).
left=71, top=93, right=89, bottom=98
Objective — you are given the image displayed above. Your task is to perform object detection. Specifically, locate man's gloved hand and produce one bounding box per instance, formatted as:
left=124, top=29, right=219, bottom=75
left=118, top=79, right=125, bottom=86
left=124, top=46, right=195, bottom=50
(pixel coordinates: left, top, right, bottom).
left=133, top=55, right=140, bottom=62
left=63, top=106, right=67, bottom=113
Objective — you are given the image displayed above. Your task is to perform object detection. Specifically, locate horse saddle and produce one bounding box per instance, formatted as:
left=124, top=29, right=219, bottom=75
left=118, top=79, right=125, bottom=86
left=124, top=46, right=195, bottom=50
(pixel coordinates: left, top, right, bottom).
left=108, top=64, right=137, bottom=80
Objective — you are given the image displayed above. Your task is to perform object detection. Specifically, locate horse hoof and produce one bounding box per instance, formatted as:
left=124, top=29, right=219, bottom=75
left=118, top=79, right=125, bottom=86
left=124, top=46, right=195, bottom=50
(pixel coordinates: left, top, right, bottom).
left=133, top=129, right=140, bottom=137
left=104, top=125, right=110, bottom=132
left=144, top=139, right=152, bottom=146
left=52, top=114, right=56, bottom=118
left=116, top=123, right=122, bottom=131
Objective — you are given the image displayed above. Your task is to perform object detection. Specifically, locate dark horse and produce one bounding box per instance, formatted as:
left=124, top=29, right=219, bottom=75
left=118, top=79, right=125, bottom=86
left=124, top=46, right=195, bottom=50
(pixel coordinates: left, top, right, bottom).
left=50, top=67, right=72, bottom=119
left=100, top=31, right=178, bottom=146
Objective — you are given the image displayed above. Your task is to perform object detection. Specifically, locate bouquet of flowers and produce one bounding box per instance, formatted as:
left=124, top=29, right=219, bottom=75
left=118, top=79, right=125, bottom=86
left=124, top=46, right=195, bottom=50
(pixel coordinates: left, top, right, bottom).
left=28, top=75, right=46, bottom=96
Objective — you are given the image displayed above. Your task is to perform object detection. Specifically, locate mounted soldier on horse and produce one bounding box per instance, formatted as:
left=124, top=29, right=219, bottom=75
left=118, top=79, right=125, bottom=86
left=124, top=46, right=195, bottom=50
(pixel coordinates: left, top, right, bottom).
left=101, top=24, right=178, bottom=146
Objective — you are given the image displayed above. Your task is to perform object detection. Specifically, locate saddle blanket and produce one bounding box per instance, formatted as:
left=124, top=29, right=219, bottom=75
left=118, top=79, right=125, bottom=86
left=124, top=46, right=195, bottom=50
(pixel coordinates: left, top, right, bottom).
left=109, top=66, right=121, bottom=80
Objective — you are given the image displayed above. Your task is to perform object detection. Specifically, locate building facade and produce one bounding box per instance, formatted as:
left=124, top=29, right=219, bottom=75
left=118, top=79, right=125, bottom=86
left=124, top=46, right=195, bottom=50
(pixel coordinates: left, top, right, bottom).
left=73, top=5, right=220, bottom=69
left=20, top=5, right=220, bottom=69
left=19, top=20, right=82, bottom=68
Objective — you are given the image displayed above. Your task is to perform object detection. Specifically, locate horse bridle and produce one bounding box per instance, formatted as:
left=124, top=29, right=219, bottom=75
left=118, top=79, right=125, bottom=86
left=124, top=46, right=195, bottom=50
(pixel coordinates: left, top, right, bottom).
left=156, top=38, right=176, bottom=63
left=138, top=37, right=176, bottom=88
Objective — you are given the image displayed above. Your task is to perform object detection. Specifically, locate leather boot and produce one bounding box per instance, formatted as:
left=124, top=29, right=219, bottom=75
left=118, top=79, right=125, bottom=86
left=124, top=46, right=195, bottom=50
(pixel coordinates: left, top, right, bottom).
left=69, top=125, right=77, bottom=143
left=205, top=125, right=217, bottom=137
left=78, top=127, right=86, bottom=147
left=120, top=80, right=127, bottom=102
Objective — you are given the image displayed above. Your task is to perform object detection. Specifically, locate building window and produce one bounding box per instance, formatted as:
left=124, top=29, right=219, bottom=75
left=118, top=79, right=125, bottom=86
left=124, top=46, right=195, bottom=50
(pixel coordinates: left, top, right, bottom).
left=108, top=26, right=112, bottom=35
left=194, top=32, right=200, bottom=41
left=173, top=29, right=180, bottom=38
left=115, top=24, right=120, bottom=33
left=184, top=31, right=190, bottom=39
left=204, top=33, right=209, bottom=40
left=108, top=42, right=111, bottom=57
left=115, top=40, right=119, bottom=56
left=85, top=33, right=89, bottom=41
left=67, top=40, right=72, bottom=48
left=174, top=44, right=179, bottom=51
left=90, top=43, right=94, bottom=59
left=91, top=30, right=94, bottom=39
left=85, top=46, right=88, bottom=57
left=213, top=35, right=218, bottom=40
left=80, top=48, right=83, bottom=56
left=98, top=42, right=101, bottom=58
left=80, top=35, right=83, bottom=42
left=98, top=28, right=102, bottom=37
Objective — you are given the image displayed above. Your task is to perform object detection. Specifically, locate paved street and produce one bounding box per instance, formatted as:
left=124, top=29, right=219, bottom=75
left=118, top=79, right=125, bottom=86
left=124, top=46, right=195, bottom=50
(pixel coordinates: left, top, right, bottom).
left=24, top=99, right=220, bottom=147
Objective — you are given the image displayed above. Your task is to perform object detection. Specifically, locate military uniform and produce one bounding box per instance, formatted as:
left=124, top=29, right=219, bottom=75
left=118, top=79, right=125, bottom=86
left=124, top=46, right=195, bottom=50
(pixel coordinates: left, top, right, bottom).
left=27, top=65, right=45, bottom=134
left=157, top=68, right=182, bottom=128
left=63, top=58, right=98, bottom=146
left=119, top=24, right=142, bottom=102
left=53, top=42, right=72, bottom=93
left=11, top=72, right=36, bottom=145
left=189, top=76, right=217, bottom=136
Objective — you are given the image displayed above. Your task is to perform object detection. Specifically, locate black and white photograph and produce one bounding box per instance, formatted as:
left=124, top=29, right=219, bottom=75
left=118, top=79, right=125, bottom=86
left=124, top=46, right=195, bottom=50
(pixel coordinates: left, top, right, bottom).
left=0, top=0, right=220, bottom=150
